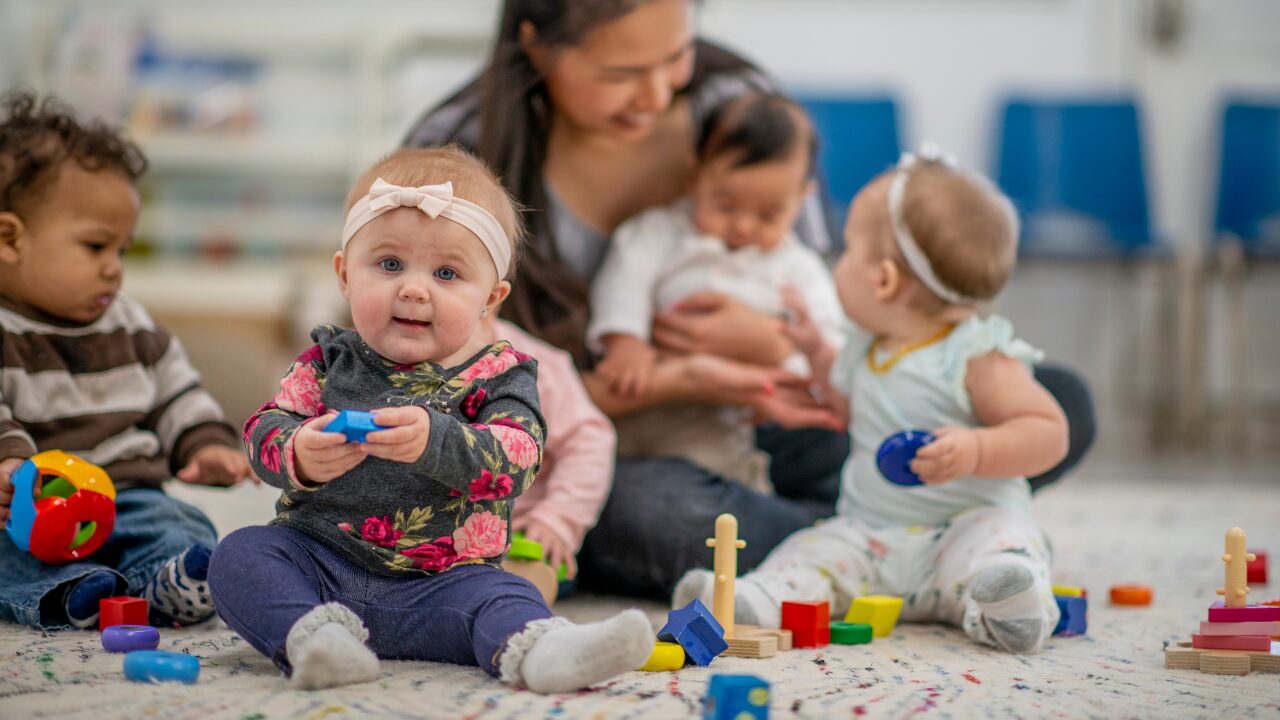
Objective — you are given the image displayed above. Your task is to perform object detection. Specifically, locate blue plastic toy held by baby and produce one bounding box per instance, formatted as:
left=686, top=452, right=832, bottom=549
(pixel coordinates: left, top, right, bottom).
left=876, top=430, right=936, bottom=487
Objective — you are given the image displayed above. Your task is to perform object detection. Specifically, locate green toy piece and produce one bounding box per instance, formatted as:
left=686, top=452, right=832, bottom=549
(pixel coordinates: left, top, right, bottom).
left=830, top=622, right=873, bottom=645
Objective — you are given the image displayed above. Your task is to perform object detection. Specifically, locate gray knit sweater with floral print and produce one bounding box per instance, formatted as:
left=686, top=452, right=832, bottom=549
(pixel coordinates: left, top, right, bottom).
left=244, top=325, right=544, bottom=576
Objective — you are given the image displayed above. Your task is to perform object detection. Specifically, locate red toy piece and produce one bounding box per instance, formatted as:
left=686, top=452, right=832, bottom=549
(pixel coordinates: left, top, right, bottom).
left=99, top=596, right=148, bottom=631
left=780, top=601, right=830, bottom=648
left=1247, top=549, right=1267, bottom=585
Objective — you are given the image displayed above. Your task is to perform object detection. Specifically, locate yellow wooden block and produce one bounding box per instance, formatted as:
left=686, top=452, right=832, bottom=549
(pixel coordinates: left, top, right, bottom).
left=844, top=595, right=904, bottom=638
left=641, top=641, right=685, bottom=671
left=1052, top=584, right=1085, bottom=598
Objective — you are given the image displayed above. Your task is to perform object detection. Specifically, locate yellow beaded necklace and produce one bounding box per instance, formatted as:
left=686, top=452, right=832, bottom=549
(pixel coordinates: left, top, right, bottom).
left=865, top=324, right=957, bottom=374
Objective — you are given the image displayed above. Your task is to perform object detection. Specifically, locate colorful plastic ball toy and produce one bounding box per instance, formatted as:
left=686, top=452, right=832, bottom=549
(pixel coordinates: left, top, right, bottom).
left=876, top=430, right=936, bottom=487
left=123, top=650, right=200, bottom=684
left=4, top=450, right=116, bottom=564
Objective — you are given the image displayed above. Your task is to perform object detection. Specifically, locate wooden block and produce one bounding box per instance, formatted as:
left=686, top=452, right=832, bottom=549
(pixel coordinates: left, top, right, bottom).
left=1164, top=647, right=1202, bottom=669
left=1165, top=640, right=1280, bottom=675
left=1192, top=634, right=1272, bottom=651
left=1207, top=601, right=1280, bottom=622
left=773, top=628, right=793, bottom=651
left=1198, top=620, right=1280, bottom=636
left=502, top=559, right=558, bottom=606
left=781, top=601, right=830, bottom=648
left=845, top=595, right=903, bottom=638
left=1201, top=653, right=1251, bottom=675
left=724, top=629, right=779, bottom=659
left=640, top=641, right=685, bottom=671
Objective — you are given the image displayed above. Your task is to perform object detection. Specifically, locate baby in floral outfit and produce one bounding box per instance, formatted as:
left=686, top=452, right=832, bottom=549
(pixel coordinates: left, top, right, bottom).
left=208, top=147, right=653, bottom=692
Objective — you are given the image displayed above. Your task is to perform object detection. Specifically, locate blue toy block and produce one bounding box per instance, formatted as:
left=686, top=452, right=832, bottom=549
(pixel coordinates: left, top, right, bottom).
left=658, top=599, right=728, bottom=666
left=876, top=430, right=935, bottom=487
left=704, top=674, right=770, bottom=720
left=1053, top=595, right=1087, bottom=637
left=325, top=410, right=379, bottom=443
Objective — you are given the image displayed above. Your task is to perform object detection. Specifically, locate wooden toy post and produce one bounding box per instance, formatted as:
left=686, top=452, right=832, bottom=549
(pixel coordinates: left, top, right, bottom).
left=1218, top=527, right=1256, bottom=608
left=707, top=513, right=746, bottom=638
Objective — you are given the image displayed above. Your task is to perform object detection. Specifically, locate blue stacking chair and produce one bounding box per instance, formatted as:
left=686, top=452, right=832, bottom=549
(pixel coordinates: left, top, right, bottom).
left=798, top=94, right=903, bottom=241
left=1210, top=99, right=1280, bottom=444
left=1215, top=100, right=1280, bottom=254
left=995, top=95, right=1161, bottom=257
left=994, top=94, right=1179, bottom=442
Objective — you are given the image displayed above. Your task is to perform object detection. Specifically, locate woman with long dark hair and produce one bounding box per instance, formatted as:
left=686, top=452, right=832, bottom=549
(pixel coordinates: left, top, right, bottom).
left=405, top=0, right=1095, bottom=598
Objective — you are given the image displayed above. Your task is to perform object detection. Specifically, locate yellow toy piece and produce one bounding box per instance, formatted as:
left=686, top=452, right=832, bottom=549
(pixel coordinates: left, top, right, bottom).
left=1217, top=527, right=1255, bottom=609
left=640, top=641, right=685, bottom=671
left=844, top=595, right=904, bottom=638
left=34, top=449, right=116, bottom=500
left=1052, top=584, right=1085, bottom=598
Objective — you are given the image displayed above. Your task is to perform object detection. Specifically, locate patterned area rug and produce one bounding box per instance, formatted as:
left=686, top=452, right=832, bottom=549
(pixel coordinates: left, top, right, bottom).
left=2, top=471, right=1277, bottom=719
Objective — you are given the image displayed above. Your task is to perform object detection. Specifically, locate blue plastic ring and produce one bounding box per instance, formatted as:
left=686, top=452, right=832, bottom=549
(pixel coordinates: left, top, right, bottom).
left=123, top=650, right=200, bottom=684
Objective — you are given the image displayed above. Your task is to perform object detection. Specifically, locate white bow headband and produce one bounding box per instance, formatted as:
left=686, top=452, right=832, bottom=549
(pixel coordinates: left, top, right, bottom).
left=886, top=142, right=974, bottom=306
left=342, top=178, right=512, bottom=279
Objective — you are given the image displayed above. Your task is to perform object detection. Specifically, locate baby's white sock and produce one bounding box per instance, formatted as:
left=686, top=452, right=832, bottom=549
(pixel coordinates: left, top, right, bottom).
left=285, top=603, right=380, bottom=690
left=671, top=569, right=780, bottom=629
left=966, top=564, right=1050, bottom=654
left=499, top=609, right=653, bottom=694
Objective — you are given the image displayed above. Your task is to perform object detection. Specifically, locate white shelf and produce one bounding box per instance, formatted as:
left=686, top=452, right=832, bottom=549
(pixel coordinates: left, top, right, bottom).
left=140, top=133, right=352, bottom=175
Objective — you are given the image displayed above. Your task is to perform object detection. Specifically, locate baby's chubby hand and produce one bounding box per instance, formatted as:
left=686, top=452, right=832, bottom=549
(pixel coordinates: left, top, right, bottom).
left=910, top=427, right=980, bottom=485
left=294, top=411, right=369, bottom=484
left=177, top=444, right=259, bottom=487
left=362, top=406, right=431, bottom=464
left=0, top=456, right=26, bottom=524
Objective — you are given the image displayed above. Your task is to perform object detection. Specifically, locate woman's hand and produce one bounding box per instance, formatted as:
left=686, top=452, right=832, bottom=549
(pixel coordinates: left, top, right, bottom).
left=364, top=406, right=432, bottom=464
left=294, top=412, right=368, bottom=484
left=652, top=292, right=792, bottom=366
left=683, top=355, right=842, bottom=430
left=515, top=517, right=577, bottom=580
left=177, top=445, right=259, bottom=487
left=0, top=457, right=25, bottom=524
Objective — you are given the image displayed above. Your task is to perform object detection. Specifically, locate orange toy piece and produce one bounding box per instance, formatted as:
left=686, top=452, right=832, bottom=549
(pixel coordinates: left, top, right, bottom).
left=1110, top=584, right=1153, bottom=606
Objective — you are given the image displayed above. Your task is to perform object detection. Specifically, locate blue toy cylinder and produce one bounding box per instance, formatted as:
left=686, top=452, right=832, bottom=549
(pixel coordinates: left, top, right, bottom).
left=123, top=650, right=200, bottom=684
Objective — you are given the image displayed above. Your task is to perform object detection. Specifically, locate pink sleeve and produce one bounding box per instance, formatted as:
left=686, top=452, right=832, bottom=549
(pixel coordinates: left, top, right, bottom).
left=499, top=323, right=616, bottom=552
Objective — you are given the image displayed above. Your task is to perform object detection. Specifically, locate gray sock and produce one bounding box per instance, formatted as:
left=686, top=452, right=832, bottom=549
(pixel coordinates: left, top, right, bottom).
left=969, top=565, right=1045, bottom=654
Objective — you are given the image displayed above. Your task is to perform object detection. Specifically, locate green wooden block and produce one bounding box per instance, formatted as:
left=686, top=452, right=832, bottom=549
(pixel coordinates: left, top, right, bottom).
left=830, top=622, right=873, bottom=645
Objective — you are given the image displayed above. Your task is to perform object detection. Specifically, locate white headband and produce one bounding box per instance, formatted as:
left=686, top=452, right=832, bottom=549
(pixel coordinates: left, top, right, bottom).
left=342, top=178, right=511, bottom=279
left=886, top=142, right=975, bottom=306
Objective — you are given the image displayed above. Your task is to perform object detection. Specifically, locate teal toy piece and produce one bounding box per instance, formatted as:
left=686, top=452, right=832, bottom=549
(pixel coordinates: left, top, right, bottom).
left=123, top=650, right=200, bottom=684
left=876, top=430, right=935, bottom=487
left=326, top=410, right=379, bottom=443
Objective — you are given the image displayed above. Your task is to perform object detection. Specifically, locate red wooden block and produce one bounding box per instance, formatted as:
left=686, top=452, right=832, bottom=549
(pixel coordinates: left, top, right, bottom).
left=1207, top=600, right=1280, bottom=622
left=780, top=601, right=830, bottom=648
left=1248, top=549, right=1268, bottom=585
left=100, top=596, right=148, bottom=631
left=1191, top=633, right=1273, bottom=651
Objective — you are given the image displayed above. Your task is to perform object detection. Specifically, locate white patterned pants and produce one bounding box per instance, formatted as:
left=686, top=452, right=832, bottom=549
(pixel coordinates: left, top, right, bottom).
left=738, top=505, right=1059, bottom=649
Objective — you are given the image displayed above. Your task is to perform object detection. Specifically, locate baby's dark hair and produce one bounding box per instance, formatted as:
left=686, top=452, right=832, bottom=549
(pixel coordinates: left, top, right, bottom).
left=0, top=91, right=147, bottom=215
left=697, top=92, right=816, bottom=178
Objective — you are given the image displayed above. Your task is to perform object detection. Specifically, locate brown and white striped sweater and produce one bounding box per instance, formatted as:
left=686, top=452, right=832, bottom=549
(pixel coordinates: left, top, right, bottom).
left=0, top=294, right=238, bottom=490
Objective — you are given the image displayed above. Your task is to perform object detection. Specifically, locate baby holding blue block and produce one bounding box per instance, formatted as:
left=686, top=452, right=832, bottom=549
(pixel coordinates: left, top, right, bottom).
left=676, top=145, right=1069, bottom=654
left=209, top=147, right=652, bottom=692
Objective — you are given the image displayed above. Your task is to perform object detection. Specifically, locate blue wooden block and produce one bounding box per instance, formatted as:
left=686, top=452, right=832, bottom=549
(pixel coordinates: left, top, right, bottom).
left=1053, top=595, right=1087, bottom=637
left=326, top=410, right=379, bottom=443
left=704, top=674, right=770, bottom=720
left=659, top=599, right=728, bottom=666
